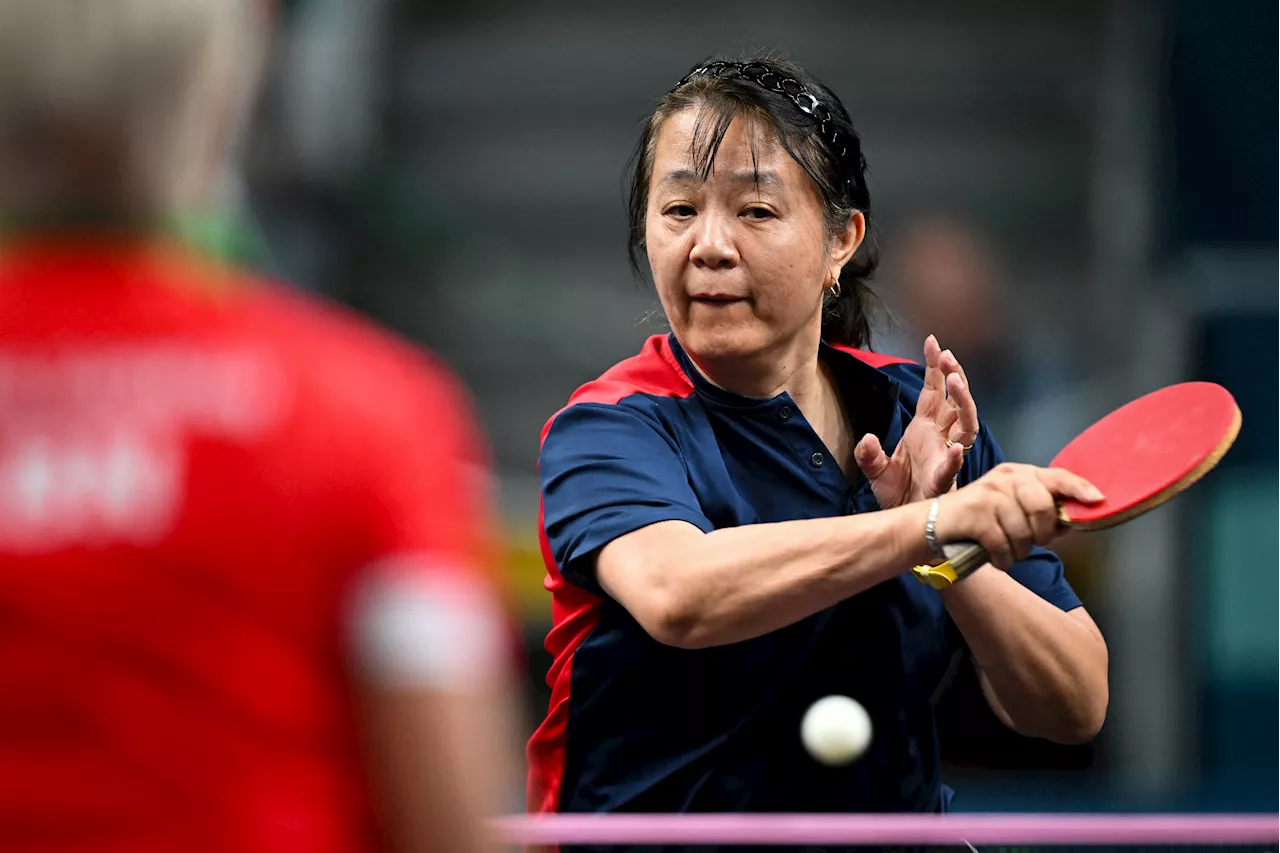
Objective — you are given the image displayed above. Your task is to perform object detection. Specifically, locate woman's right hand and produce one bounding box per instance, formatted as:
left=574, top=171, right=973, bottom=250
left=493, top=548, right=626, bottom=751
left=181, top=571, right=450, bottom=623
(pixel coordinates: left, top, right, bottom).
left=931, top=463, right=1104, bottom=570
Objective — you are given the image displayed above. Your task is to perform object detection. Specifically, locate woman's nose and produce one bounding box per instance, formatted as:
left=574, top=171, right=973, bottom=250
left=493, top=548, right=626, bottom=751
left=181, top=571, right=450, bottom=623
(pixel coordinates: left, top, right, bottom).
left=689, top=212, right=740, bottom=269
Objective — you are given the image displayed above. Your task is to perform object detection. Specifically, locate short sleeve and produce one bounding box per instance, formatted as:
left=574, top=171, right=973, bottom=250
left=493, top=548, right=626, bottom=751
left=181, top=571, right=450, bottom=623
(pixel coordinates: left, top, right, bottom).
left=957, top=422, right=1083, bottom=613
left=541, top=402, right=714, bottom=594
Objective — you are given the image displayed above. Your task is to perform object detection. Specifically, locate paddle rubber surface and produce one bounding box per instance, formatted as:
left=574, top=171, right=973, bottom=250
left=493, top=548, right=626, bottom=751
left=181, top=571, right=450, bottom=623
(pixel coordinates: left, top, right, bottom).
left=1050, top=382, right=1241, bottom=529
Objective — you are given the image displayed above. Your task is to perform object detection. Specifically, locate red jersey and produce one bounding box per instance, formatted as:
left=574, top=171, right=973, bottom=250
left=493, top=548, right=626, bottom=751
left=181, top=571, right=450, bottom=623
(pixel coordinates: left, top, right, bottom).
left=0, top=238, right=502, bottom=853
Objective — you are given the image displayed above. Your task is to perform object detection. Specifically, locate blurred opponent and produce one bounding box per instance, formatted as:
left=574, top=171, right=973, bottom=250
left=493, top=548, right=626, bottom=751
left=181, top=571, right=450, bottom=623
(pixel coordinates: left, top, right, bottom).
left=0, top=2, right=515, bottom=852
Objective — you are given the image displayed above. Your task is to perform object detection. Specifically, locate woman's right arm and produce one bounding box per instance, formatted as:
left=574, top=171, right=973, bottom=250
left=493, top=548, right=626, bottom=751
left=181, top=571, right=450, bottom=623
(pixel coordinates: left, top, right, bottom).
left=596, top=506, right=933, bottom=649
left=595, top=464, right=1100, bottom=650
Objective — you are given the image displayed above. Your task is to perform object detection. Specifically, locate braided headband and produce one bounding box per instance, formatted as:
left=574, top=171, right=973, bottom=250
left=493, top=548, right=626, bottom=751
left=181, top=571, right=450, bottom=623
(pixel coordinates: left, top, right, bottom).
left=670, top=61, right=861, bottom=198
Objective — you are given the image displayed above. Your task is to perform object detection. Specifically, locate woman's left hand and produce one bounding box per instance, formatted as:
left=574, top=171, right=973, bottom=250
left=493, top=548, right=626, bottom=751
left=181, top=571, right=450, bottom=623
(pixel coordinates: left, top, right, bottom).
left=854, top=335, right=979, bottom=509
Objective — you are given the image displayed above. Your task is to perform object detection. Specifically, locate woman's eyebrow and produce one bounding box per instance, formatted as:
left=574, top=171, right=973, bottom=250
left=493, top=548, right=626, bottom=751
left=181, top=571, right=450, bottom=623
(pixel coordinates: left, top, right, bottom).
left=656, top=168, right=784, bottom=188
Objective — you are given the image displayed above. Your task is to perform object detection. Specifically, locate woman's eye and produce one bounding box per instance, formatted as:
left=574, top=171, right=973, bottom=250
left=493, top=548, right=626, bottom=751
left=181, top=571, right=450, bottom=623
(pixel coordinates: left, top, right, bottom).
left=665, top=204, right=695, bottom=218
left=743, top=207, right=774, bottom=220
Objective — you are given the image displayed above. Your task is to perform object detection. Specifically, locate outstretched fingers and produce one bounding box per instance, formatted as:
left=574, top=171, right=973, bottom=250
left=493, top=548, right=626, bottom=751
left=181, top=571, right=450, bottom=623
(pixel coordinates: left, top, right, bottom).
left=918, top=335, right=945, bottom=418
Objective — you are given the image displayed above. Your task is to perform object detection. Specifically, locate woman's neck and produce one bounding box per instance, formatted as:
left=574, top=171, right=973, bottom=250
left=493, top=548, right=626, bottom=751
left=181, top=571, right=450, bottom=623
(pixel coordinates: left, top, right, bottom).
left=685, top=333, right=856, bottom=475
left=694, top=354, right=815, bottom=401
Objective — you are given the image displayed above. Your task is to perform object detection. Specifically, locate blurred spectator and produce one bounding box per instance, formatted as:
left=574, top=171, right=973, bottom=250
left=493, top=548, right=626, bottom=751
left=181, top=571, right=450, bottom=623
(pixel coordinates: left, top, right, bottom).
left=0, top=2, right=516, bottom=851
left=878, top=217, right=1021, bottom=443
left=878, top=215, right=1082, bottom=465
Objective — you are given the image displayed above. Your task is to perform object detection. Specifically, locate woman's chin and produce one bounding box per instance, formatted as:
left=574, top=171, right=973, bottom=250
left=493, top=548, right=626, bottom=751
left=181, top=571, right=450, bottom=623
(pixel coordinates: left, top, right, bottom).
left=677, top=325, right=770, bottom=363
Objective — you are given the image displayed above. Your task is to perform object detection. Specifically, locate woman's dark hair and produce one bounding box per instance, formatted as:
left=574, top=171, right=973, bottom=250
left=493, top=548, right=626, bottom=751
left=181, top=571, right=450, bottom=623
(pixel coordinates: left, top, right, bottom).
left=626, top=55, right=880, bottom=348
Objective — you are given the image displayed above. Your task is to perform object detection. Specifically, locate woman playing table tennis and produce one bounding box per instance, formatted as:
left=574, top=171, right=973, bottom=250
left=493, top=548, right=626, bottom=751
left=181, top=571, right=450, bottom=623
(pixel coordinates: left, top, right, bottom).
left=527, top=56, right=1109, bottom=826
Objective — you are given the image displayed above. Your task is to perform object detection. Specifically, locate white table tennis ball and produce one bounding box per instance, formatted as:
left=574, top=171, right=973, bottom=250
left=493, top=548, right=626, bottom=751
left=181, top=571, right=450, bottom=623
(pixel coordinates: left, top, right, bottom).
left=801, top=695, right=873, bottom=766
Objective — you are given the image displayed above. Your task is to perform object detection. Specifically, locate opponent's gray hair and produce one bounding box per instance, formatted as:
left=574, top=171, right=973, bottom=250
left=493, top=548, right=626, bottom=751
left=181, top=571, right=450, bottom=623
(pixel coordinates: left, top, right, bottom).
left=0, top=0, right=268, bottom=219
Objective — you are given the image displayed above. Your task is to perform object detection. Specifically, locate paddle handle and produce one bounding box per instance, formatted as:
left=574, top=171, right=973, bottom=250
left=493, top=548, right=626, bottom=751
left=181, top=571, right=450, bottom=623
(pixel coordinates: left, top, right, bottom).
left=911, top=505, right=1074, bottom=589
left=910, top=541, right=989, bottom=589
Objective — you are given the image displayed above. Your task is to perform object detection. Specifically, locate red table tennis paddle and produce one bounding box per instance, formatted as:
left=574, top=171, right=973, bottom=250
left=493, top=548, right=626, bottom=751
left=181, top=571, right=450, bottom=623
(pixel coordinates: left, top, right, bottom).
left=913, top=382, right=1241, bottom=589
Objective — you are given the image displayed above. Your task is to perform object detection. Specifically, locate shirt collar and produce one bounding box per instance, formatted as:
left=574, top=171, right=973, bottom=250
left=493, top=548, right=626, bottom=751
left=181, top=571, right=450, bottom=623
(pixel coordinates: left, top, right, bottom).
left=666, top=332, right=903, bottom=446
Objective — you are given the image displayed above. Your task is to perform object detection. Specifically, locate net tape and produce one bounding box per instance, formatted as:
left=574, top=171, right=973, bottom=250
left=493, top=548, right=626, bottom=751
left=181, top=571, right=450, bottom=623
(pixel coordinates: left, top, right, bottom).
left=492, top=813, right=1279, bottom=847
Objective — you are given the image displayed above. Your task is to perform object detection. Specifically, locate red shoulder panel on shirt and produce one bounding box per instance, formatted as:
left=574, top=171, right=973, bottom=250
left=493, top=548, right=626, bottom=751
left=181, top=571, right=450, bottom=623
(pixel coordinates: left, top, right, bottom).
left=828, top=343, right=919, bottom=369
left=541, top=335, right=694, bottom=446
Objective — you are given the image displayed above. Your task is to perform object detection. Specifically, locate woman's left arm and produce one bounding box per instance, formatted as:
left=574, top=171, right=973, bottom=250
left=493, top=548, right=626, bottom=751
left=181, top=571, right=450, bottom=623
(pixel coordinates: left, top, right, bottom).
left=941, top=567, right=1108, bottom=744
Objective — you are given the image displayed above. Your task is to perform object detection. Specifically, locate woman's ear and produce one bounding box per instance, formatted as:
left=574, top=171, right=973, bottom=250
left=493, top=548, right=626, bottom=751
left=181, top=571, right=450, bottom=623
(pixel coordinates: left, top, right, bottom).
left=830, top=211, right=865, bottom=281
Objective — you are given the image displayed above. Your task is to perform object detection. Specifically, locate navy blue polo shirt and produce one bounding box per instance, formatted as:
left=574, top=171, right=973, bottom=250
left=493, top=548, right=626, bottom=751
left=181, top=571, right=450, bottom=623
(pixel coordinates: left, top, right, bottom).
left=526, top=333, right=1081, bottom=818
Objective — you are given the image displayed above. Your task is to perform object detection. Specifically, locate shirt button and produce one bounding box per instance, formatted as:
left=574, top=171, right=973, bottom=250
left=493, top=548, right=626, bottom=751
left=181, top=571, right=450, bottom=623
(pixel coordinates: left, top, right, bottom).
left=778, top=406, right=792, bottom=422
left=810, top=452, right=825, bottom=468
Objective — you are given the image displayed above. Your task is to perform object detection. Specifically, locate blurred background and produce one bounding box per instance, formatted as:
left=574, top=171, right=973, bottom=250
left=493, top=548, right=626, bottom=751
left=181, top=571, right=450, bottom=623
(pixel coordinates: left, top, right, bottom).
left=241, top=0, right=1275, bottom=814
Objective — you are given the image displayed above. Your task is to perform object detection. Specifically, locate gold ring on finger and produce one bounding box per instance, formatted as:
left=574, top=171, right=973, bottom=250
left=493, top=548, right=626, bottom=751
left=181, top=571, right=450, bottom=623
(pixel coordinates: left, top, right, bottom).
left=945, top=438, right=974, bottom=453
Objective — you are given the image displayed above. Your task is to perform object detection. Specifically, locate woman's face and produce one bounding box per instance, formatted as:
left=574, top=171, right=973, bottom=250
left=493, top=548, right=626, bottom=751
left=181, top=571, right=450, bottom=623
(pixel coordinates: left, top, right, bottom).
left=645, top=108, right=863, bottom=365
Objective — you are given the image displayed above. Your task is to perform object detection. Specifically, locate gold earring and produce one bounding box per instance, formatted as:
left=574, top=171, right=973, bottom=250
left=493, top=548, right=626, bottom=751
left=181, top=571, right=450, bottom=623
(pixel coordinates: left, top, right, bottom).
left=828, top=280, right=841, bottom=298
